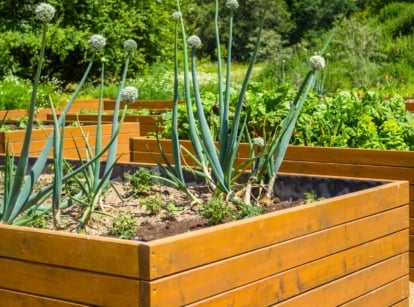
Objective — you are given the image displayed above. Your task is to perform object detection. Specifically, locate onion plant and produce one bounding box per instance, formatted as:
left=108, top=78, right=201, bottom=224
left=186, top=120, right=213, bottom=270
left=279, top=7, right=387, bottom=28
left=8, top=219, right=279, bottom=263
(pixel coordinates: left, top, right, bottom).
left=0, top=3, right=135, bottom=227
left=157, top=0, right=336, bottom=209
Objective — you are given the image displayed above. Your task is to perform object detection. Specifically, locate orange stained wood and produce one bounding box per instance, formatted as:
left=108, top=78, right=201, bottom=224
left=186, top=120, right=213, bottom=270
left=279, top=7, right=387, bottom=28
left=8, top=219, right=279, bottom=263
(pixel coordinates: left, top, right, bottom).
left=391, top=299, right=410, bottom=307
left=0, top=257, right=140, bottom=306
left=47, top=113, right=142, bottom=123
left=280, top=161, right=413, bottom=183
left=285, top=145, right=414, bottom=166
left=139, top=180, right=408, bottom=279
left=0, top=288, right=87, bottom=307
left=406, top=102, right=414, bottom=112
left=144, top=230, right=407, bottom=306
left=0, top=224, right=141, bottom=277
left=340, top=276, right=409, bottom=307
left=275, top=253, right=408, bottom=307
left=104, top=99, right=184, bottom=110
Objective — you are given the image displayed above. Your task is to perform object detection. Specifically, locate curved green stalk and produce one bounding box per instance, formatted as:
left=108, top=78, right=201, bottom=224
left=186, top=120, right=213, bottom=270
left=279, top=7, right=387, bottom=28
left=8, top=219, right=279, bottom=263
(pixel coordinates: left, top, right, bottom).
left=3, top=22, right=48, bottom=220
left=176, top=0, right=207, bottom=170
left=190, top=48, right=228, bottom=193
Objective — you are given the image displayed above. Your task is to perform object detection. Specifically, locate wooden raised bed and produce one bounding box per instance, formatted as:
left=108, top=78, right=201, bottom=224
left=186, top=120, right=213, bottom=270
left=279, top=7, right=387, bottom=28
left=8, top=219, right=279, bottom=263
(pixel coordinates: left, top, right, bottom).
left=47, top=113, right=162, bottom=137
left=405, top=100, right=414, bottom=112
left=0, top=175, right=409, bottom=305
left=130, top=137, right=414, bottom=280
left=0, top=122, right=140, bottom=162
left=0, top=99, right=103, bottom=123
left=104, top=99, right=183, bottom=112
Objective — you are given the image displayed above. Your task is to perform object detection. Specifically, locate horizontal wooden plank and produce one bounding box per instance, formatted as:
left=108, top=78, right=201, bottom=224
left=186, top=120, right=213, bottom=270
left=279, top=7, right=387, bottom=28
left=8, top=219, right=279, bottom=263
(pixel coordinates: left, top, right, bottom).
left=139, top=181, right=408, bottom=280
left=47, top=113, right=142, bottom=123
left=104, top=99, right=183, bottom=110
left=340, top=275, right=409, bottom=306
left=276, top=254, right=408, bottom=306
left=1, top=122, right=139, bottom=142
left=0, top=288, right=87, bottom=306
left=280, top=160, right=414, bottom=184
left=0, top=257, right=140, bottom=306
left=390, top=299, right=409, bottom=307
left=146, top=230, right=407, bottom=306
left=0, top=224, right=141, bottom=278
left=285, top=146, right=414, bottom=167
left=406, top=102, right=414, bottom=112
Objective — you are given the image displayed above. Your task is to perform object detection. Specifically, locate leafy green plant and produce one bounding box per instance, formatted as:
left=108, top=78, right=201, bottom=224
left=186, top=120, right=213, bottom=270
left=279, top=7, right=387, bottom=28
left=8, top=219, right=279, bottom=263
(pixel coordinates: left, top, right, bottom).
left=163, top=202, right=181, bottom=220
left=109, top=210, right=138, bottom=240
left=141, top=195, right=163, bottom=216
left=303, top=191, right=325, bottom=204
left=124, top=167, right=155, bottom=195
left=198, top=198, right=235, bottom=225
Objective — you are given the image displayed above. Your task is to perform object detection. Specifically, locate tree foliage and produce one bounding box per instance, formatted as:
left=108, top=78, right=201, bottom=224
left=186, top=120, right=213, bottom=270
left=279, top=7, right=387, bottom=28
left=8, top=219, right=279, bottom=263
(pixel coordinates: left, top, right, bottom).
left=0, top=0, right=175, bottom=84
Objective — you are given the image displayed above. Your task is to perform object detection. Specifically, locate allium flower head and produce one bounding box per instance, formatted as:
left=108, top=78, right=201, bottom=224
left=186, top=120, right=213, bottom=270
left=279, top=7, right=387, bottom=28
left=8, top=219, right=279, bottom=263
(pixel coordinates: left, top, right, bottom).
left=187, top=35, right=202, bottom=49
left=172, top=11, right=182, bottom=21
left=121, top=86, right=138, bottom=103
left=124, top=39, right=137, bottom=52
left=252, top=137, right=264, bottom=147
left=309, top=55, right=325, bottom=71
left=226, top=0, right=239, bottom=10
left=35, top=3, right=55, bottom=22
left=88, top=34, right=106, bottom=52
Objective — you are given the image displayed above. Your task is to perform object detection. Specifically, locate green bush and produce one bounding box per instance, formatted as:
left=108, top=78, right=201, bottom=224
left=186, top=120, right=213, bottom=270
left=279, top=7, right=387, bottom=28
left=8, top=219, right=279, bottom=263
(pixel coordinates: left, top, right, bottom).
left=0, top=75, right=62, bottom=110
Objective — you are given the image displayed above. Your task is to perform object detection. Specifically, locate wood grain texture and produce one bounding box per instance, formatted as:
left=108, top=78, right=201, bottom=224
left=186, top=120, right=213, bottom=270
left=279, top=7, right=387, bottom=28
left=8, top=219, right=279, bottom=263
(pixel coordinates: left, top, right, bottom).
left=0, top=224, right=141, bottom=277
left=0, top=288, right=87, bottom=306
left=0, top=257, right=140, bottom=306
left=276, top=253, right=408, bottom=306
left=146, top=228, right=408, bottom=306
left=0, top=122, right=139, bottom=161
left=139, top=181, right=408, bottom=280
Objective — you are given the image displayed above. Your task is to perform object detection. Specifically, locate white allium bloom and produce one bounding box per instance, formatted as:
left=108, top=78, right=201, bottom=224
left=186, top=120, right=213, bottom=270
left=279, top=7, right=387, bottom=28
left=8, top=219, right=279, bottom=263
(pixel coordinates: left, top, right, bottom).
left=35, top=3, right=55, bottom=22
left=187, top=35, right=202, bottom=48
left=124, top=39, right=137, bottom=52
left=88, top=34, right=106, bottom=52
left=226, top=0, right=239, bottom=10
left=309, top=55, right=325, bottom=71
left=252, top=137, right=264, bottom=147
left=172, top=11, right=182, bottom=21
left=121, top=86, right=138, bottom=103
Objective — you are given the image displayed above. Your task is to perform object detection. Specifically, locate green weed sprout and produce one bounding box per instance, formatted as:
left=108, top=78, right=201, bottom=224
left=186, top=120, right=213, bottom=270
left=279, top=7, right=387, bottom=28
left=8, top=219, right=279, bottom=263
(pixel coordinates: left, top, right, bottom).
left=0, top=3, right=132, bottom=227
left=157, top=0, right=334, bottom=209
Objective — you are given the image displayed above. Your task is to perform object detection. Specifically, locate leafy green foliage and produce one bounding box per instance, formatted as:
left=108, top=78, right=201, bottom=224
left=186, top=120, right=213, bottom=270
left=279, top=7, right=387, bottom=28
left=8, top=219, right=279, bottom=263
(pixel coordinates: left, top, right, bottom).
left=198, top=198, right=235, bottom=225
left=140, top=195, right=163, bottom=216
left=124, top=167, right=155, bottom=195
left=109, top=210, right=138, bottom=240
left=0, top=0, right=175, bottom=83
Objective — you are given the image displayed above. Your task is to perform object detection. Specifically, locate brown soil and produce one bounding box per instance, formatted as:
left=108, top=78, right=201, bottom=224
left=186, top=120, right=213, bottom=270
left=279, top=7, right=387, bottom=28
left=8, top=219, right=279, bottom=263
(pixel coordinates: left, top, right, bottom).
left=31, top=174, right=305, bottom=241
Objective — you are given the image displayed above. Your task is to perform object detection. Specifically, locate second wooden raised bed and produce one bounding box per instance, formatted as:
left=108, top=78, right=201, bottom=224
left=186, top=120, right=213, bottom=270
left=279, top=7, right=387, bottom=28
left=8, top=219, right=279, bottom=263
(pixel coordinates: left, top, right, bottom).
left=0, top=122, right=140, bottom=162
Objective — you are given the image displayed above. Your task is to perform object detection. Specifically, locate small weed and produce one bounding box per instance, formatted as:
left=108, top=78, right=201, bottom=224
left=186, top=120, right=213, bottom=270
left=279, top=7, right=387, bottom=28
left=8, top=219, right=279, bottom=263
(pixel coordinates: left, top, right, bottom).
left=124, top=167, right=154, bottom=195
left=141, top=195, right=163, bottom=215
left=198, top=198, right=235, bottom=225
left=236, top=203, right=264, bottom=220
left=304, top=191, right=325, bottom=204
left=163, top=202, right=181, bottom=220
left=109, top=211, right=138, bottom=240
left=26, top=214, right=49, bottom=229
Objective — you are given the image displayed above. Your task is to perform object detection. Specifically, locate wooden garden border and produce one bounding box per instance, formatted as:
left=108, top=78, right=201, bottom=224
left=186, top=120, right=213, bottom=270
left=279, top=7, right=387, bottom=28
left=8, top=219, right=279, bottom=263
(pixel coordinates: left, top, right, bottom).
left=0, top=122, right=140, bottom=162
left=0, top=176, right=409, bottom=305
left=130, top=137, right=414, bottom=280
